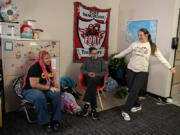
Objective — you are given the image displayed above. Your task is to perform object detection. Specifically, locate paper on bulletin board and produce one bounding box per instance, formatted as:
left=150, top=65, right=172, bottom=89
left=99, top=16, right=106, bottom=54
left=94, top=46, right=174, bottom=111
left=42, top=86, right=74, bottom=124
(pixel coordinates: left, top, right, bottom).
left=4, top=41, right=13, bottom=51
left=51, top=58, right=56, bottom=69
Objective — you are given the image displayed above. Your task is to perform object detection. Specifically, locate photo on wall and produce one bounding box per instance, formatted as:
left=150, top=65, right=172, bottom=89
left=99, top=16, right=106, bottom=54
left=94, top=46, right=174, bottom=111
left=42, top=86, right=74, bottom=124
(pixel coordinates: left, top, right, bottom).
left=73, top=2, right=111, bottom=63
left=126, top=20, right=158, bottom=43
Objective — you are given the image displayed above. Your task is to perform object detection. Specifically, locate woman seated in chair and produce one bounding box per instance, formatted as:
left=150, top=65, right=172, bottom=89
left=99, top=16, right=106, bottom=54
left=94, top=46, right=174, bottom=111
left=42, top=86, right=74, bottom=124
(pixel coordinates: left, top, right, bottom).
left=22, top=50, right=61, bottom=133
left=80, top=47, right=108, bottom=120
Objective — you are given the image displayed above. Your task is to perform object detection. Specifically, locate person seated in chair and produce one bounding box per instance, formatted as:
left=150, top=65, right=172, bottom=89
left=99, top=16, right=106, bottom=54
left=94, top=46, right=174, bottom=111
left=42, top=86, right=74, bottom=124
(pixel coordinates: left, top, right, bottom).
left=22, top=51, right=61, bottom=133
left=80, top=47, right=108, bottom=120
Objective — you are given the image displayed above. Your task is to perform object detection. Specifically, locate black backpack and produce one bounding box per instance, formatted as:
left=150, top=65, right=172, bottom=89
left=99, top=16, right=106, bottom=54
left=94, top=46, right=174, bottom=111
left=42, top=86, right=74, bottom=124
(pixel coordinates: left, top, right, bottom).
left=13, top=75, right=24, bottom=98
left=61, top=86, right=82, bottom=99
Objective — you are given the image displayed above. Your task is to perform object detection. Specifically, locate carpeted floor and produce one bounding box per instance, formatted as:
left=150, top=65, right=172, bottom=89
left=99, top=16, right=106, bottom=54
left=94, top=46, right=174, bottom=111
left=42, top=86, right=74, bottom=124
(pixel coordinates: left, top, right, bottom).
left=0, top=97, right=180, bottom=135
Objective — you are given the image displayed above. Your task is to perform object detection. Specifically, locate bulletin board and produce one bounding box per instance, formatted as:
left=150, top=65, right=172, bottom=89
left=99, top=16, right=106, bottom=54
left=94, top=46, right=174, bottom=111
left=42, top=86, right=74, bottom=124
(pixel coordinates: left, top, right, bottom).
left=1, top=38, right=60, bottom=112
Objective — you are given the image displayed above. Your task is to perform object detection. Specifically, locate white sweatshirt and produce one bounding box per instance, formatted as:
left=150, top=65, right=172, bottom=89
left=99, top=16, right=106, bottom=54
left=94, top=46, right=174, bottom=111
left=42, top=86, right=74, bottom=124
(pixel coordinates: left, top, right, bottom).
left=114, top=42, right=171, bottom=72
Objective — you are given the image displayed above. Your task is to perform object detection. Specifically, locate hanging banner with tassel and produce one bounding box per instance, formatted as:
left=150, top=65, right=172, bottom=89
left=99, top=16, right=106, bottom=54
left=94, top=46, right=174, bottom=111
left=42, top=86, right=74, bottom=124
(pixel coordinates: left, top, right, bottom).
left=73, top=2, right=111, bottom=63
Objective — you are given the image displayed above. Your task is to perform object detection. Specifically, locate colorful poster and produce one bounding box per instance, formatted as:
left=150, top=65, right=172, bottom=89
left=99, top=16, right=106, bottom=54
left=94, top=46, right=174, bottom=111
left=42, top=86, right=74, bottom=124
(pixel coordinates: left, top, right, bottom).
left=73, top=2, right=111, bottom=62
left=126, top=20, right=158, bottom=43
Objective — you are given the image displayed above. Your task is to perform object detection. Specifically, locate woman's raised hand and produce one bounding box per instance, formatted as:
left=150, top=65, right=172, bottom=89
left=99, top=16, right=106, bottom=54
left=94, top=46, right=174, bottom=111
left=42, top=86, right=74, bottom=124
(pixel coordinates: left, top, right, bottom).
left=112, top=56, right=116, bottom=60
left=171, top=67, right=176, bottom=74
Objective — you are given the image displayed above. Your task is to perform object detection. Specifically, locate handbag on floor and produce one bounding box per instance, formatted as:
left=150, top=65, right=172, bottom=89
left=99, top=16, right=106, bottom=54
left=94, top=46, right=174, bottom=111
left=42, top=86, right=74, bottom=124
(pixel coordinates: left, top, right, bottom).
left=61, top=92, right=82, bottom=115
left=104, top=77, right=118, bottom=92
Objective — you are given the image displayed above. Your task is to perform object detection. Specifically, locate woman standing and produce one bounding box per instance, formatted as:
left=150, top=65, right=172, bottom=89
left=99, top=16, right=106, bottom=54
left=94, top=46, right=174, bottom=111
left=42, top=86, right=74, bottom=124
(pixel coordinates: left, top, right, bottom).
left=22, top=51, right=61, bottom=133
left=113, top=28, right=176, bottom=121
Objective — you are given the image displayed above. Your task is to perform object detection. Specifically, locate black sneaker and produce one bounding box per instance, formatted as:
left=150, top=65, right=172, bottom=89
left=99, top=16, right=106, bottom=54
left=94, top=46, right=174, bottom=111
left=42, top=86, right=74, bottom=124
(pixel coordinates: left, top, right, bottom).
left=89, top=109, right=99, bottom=120
left=53, top=120, right=60, bottom=132
left=80, top=104, right=89, bottom=117
left=42, top=122, right=53, bottom=133
left=80, top=108, right=88, bottom=116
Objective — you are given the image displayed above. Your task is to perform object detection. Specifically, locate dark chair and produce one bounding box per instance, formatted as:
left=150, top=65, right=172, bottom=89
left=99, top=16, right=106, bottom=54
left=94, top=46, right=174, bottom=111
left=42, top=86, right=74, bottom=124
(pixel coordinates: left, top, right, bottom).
left=13, top=75, right=37, bottom=123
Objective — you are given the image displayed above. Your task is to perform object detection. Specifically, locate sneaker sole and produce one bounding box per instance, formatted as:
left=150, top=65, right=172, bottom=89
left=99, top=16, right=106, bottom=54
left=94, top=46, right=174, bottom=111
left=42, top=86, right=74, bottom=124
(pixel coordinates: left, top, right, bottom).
left=82, top=113, right=89, bottom=117
left=91, top=117, right=98, bottom=120
left=89, top=113, right=99, bottom=120
left=122, top=117, right=130, bottom=121
left=131, top=107, right=142, bottom=113
left=80, top=112, right=89, bottom=117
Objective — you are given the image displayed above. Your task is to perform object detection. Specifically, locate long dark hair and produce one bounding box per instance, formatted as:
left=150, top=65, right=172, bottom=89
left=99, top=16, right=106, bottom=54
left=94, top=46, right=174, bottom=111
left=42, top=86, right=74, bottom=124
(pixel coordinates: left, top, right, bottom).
left=139, top=28, right=157, bottom=55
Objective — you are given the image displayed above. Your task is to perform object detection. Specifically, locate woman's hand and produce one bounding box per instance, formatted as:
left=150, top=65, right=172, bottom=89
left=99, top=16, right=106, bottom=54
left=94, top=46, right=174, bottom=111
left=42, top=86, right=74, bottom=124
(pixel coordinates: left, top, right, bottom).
left=54, top=83, right=60, bottom=89
left=50, top=87, right=60, bottom=92
left=88, top=72, right=95, bottom=77
left=112, top=56, right=116, bottom=60
left=170, top=67, right=176, bottom=74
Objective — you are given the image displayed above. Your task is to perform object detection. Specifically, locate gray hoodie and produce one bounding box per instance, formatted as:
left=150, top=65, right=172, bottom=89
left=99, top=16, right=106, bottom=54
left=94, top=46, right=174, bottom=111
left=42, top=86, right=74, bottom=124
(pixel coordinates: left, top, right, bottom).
left=80, top=57, right=108, bottom=77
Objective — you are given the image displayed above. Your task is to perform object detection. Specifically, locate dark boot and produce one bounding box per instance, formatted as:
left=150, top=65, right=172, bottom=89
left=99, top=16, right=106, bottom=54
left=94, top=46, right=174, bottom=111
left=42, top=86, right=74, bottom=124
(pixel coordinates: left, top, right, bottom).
left=89, top=108, right=99, bottom=120
left=52, top=120, right=61, bottom=132
left=42, top=122, right=53, bottom=133
left=80, top=104, right=89, bottom=117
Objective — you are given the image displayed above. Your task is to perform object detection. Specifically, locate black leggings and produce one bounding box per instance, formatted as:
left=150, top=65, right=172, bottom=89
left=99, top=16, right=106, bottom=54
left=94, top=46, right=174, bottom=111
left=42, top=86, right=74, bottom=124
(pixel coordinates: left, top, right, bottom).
left=122, top=69, right=148, bottom=112
left=139, top=72, right=149, bottom=97
left=83, top=75, right=103, bottom=108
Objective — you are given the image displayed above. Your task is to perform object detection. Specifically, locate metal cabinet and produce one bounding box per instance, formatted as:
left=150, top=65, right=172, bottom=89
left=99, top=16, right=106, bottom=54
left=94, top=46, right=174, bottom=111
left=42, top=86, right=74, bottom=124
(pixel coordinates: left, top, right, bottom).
left=1, top=38, right=60, bottom=112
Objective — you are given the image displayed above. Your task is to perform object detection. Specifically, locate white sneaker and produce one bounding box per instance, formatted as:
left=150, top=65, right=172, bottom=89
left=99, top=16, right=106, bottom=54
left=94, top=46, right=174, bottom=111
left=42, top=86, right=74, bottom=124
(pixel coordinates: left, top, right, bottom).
left=121, top=112, right=131, bottom=121
left=131, top=106, right=142, bottom=112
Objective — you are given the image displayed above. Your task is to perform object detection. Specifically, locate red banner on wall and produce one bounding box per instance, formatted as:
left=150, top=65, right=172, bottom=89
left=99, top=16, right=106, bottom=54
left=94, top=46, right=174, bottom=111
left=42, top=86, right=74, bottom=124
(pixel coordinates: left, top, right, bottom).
left=73, top=2, right=111, bottom=62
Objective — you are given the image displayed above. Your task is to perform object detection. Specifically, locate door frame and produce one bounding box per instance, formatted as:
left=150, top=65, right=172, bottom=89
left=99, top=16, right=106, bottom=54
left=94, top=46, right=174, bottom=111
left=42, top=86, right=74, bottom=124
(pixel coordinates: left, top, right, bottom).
left=169, top=9, right=180, bottom=97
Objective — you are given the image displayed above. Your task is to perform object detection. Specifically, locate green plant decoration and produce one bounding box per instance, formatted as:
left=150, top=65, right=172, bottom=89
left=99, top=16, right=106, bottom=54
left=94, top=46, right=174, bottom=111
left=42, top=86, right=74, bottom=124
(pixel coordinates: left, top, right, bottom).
left=108, top=53, right=126, bottom=70
left=115, top=86, right=128, bottom=99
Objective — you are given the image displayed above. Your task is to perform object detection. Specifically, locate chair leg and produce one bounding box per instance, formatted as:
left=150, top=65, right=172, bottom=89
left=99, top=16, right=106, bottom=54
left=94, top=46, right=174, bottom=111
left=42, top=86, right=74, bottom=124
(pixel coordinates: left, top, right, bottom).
left=23, top=105, right=37, bottom=124
left=97, top=91, right=104, bottom=110
left=101, top=90, right=106, bottom=98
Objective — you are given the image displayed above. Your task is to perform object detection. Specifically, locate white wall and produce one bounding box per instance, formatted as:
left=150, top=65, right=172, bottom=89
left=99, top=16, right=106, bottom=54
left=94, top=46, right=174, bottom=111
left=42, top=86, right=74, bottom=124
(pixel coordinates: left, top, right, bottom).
left=1, top=0, right=179, bottom=97
left=0, top=0, right=120, bottom=81
left=117, top=0, right=180, bottom=97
